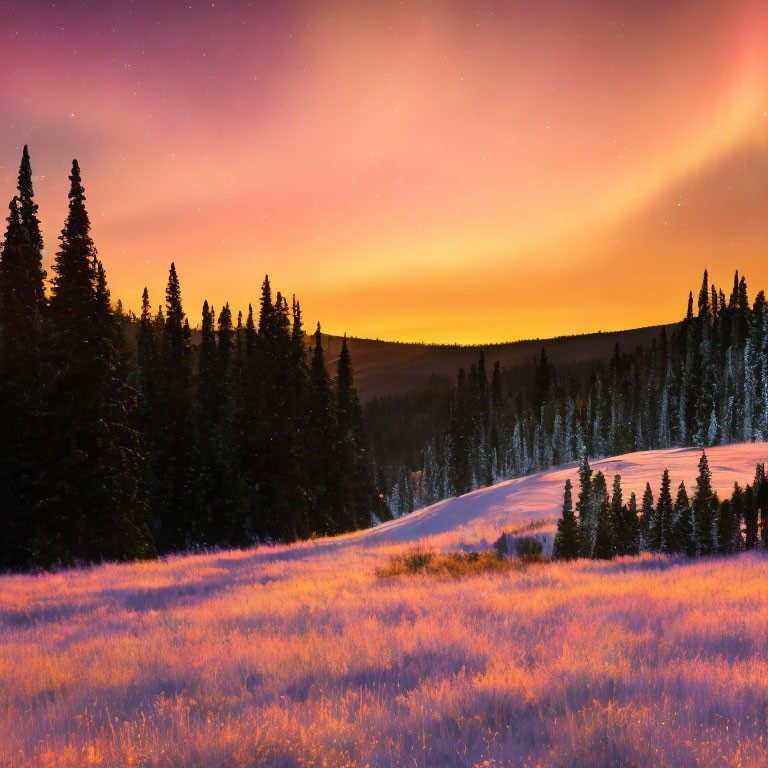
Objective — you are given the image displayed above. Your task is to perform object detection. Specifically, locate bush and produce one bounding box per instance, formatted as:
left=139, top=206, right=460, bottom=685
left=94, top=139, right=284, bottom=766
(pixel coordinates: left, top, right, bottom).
left=375, top=547, right=547, bottom=579
left=514, top=536, right=543, bottom=557
left=493, top=532, right=546, bottom=560
left=401, top=549, right=435, bottom=572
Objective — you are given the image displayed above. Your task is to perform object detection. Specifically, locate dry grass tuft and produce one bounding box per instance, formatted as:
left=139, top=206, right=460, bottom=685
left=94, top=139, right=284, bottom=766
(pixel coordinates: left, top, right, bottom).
left=375, top=546, right=547, bottom=578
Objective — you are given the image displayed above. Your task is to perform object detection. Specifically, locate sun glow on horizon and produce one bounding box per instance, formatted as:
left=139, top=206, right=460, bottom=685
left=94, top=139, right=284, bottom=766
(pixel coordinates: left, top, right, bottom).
left=2, top=0, right=768, bottom=344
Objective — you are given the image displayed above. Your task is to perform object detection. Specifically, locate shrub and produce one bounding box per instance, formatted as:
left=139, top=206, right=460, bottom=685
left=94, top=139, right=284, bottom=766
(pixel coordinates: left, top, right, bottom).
left=402, top=549, right=435, bottom=572
left=514, top=536, right=543, bottom=557
left=375, top=547, right=547, bottom=579
left=493, top=533, right=546, bottom=560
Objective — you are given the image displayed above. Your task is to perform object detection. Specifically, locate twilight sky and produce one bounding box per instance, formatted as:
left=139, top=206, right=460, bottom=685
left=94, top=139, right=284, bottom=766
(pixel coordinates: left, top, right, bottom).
left=1, top=0, right=767, bottom=343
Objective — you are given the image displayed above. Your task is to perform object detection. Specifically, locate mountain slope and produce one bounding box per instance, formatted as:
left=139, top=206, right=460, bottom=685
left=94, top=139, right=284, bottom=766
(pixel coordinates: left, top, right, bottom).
left=338, top=442, right=768, bottom=551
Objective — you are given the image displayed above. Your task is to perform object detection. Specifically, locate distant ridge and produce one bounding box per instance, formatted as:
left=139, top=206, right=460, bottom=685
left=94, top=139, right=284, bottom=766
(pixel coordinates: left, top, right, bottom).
left=318, top=322, right=677, bottom=400
left=126, top=318, right=676, bottom=401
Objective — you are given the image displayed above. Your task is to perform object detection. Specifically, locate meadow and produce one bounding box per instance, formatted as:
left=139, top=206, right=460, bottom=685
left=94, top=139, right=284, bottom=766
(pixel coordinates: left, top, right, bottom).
left=4, top=542, right=768, bottom=767
left=4, top=444, right=768, bottom=768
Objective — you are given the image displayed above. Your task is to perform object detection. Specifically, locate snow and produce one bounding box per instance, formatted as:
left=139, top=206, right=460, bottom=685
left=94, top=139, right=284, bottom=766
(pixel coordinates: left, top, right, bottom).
left=333, top=443, right=768, bottom=551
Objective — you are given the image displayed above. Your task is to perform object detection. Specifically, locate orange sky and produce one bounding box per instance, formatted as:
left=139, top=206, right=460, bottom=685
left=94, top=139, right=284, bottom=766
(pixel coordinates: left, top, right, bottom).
left=2, top=0, right=768, bottom=343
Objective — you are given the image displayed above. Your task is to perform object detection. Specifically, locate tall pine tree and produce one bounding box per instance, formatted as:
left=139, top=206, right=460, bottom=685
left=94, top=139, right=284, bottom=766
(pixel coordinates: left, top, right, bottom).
left=41, top=160, right=154, bottom=565
left=0, top=147, right=47, bottom=568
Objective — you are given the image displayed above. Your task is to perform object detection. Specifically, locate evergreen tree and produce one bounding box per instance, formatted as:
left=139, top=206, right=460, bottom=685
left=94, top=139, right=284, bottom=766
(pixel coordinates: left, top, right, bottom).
left=305, top=323, right=342, bottom=534
left=625, top=491, right=640, bottom=555
left=553, top=478, right=579, bottom=560
left=652, top=468, right=673, bottom=553
left=575, top=452, right=594, bottom=557
left=671, top=480, right=695, bottom=556
left=336, top=334, right=375, bottom=531
left=755, top=463, right=768, bottom=548
left=742, top=480, right=759, bottom=550
left=148, top=262, right=201, bottom=552
left=698, top=269, right=710, bottom=319
left=610, top=473, right=625, bottom=554
left=449, top=368, right=473, bottom=495
left=41, top=160, right=154, bottom=565
left=610, top=474, right=639, bottom=556
left=693, top=451, right=718, bottom=555
left=720, top=483, right=744, bottom=554
left=592, top=471, right=614, bottom=559
left=640, top=479, right=655, bottom=550
left=0, top=147, right=48, bottom=568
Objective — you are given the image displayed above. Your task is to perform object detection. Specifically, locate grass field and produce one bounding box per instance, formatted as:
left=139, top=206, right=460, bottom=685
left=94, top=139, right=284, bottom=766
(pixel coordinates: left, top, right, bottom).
left=4, top=444, right=768, bottom=767
left=4, top=544, right=768, bottom=767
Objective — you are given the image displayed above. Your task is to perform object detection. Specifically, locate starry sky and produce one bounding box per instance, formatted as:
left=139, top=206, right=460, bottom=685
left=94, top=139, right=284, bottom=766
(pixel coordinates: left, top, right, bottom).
left=2, top=0, right=768, bottom=343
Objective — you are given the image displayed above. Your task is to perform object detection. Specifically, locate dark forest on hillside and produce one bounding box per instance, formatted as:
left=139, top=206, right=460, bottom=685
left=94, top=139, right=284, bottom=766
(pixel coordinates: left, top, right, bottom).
left=0, top=148, right=381, bottom=570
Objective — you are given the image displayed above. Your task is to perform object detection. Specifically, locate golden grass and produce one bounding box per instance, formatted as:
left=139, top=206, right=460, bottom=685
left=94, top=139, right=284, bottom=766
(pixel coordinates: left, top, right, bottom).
left=375, top=547, right=547, bottom=578
left=2, top=542, right=768, bottom=767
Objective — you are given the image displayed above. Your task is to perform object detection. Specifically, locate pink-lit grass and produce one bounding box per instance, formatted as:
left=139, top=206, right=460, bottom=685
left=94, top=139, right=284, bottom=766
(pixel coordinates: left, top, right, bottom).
left=3, top=539, right=768, bottom=767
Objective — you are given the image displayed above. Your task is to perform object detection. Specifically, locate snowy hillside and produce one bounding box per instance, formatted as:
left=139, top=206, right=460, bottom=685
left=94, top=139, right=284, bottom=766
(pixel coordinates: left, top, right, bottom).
left=343, top=443, right=768, bottom=551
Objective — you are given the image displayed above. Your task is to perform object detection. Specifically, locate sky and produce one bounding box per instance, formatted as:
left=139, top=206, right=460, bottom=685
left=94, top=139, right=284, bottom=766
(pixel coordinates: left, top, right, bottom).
left=1, top=0, right=767, bottom=344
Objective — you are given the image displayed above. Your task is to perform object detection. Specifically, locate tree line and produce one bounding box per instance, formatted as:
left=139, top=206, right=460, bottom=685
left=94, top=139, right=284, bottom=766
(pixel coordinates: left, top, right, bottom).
left=383, top=269, right=768, bottom=515
left=552, top=451, right=768, bottom=559
left=0, top=147, right=380, bottom=570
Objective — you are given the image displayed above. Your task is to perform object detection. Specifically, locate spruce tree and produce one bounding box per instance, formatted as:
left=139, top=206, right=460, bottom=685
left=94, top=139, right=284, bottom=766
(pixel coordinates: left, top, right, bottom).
left=575, top=452, right=594, bottom=557
left=449, top=368, right=473, bottom=495
left=755, top=463, right=768, bottom=548
left=610, top=473, right=625, bottom=554
left=693, top=451, right=717, bottom=554
left=250, top=281, right=302, bottom=540
left=0, top=146, right=48, bottom=568
left=742, top=481, right=758, bottom=550
left=195, top=299, right=217, bottom=541
left=652, top=468, right=673, bottom=553
left=749, top=463, right=766, bottom=548
left=284, top=296, right=312, bottom=539
left=336, top=334, right=375, bottom=531
left=671, top=480, right=695, bottom=556
left=148, top=262, right=201, bottom=552
left=592, top=471, right=614, bottom=559
left=720, top=483, right=744, bottom=554
left=697, top=269, right=710, bottom=319
left=41, top=160, right=154, bottom=565
left=638, top=483, right=654, bottom=550
left=625, top=491, right=640, bottom=555
left=553, top=478, right=579, bottom=560
left=305, top=322, right=342, bottom=534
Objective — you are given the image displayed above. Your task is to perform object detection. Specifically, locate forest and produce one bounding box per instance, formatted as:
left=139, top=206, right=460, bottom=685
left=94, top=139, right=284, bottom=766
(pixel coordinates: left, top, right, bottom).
left=4, top=145, right=768, bottom=571
left=377, top=268, right=768, bottom=516
left=552, top=451, right=768, bottom=560
left=0, top=148, right=381, bottom=570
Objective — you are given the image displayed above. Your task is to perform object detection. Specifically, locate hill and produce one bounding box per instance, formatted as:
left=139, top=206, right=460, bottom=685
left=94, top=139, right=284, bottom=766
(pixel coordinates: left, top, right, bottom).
left=333, top=442, right=768, bottom=551
left=3, top=443, right=768, bottom=768
left=319, top=323, right=675, bottom=400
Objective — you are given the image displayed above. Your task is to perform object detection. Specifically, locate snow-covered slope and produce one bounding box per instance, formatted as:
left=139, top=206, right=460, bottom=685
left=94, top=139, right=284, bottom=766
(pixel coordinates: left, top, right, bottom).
left=345, top=443, right=768, bottom=551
